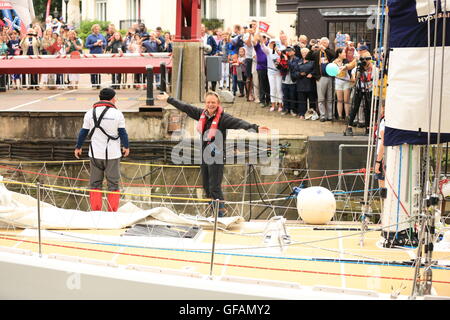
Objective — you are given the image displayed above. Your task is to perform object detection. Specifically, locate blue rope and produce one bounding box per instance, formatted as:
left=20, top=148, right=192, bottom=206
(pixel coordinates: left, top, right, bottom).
left=78, top=240, right=449, bottom=271
left=333, top=188, right=381, bottom=195
left=286, top=188, right=381, bottom=200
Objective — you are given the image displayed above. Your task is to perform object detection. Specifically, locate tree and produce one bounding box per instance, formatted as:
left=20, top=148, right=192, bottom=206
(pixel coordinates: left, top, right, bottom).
left=32, top=0, right=62, bottom=22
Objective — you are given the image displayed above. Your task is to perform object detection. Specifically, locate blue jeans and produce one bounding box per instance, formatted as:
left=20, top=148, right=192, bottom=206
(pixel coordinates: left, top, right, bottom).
left=282, top=83, right=297, bottom=113
left=298, top=91, right=316, bottom=116
left=232, top=74, right=245, bottom=95
left=90, top=74, right=101, bottom=87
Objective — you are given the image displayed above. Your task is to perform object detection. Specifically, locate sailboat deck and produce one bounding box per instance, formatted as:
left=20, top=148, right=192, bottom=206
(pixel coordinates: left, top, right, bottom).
left=1, top=220, right=449, bottom=297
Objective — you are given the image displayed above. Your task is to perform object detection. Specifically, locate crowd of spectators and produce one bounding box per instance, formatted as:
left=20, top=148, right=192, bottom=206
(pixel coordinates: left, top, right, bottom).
left=201, top=22, right=386, bottom=135
left=0, top=16, right=174, bottom=90
left=0, top=16, right=386, bottom=134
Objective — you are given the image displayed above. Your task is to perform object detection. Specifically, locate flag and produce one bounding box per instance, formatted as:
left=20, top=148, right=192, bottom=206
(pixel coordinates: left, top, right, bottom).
left=258, top=21, right=270, bottom=33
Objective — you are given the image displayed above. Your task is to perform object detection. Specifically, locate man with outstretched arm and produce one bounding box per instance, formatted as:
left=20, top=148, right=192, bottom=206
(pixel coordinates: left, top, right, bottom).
left=74, top=87, right=130, bottom=212
left=157, top=91, right=270, bottom=217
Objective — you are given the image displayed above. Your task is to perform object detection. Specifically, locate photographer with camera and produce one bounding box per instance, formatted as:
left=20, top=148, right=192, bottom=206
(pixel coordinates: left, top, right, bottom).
left=20, top=28, right=41, bottom=90
left=344, top=49, right=374, bottom=136
left=242, top=21, right=257, bottom=101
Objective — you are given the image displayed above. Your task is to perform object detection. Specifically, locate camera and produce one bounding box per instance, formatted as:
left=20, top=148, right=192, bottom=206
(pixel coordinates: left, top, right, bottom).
left=357, top=56, right=368, bottom=70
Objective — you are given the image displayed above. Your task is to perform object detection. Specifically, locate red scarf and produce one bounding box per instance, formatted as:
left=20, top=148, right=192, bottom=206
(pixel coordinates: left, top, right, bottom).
left=197, top=106, right=223, bottom=142
left=93, top=100, right=116, bottom=108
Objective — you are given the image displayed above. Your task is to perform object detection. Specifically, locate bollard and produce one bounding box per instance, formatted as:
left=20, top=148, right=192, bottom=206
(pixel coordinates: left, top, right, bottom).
left=146, top=65, right=154, bottom=106
left=159, top=62, right=167, bottom=93
left=0, top=74, right=6, bottom=92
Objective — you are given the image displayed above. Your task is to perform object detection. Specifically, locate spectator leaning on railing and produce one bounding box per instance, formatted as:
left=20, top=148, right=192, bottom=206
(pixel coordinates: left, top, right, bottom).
left=137, top=23, right=149, bottom=42
left=162, top=32, right=172, bottom=52
left=127, top=33, right=144, bottom=89
left=53, top=35, right=66, bottom=89
left=155, top=26, right=165, bottom=48
left=6, top=30, right=21, bottom=89
left=20, top=28, right=41, bottom=90
left=40, top=28, right=55, bottom=89
left=65, top=30, right=83, bottom=89
left=106, top=31, right=126, bottom=89
left=85, top=24, right=107, bottom=89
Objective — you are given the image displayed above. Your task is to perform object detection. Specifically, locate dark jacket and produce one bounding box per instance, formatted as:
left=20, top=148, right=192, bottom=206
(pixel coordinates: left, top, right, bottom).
left=106, top=40, right=126, bottom=54
left=205, top=34, right=218, bottom=56
left=306, top=48, right=335, bottom=80
left=167, top=97, right=259, bottom=161
left=290, top=58, right=315, bottom=92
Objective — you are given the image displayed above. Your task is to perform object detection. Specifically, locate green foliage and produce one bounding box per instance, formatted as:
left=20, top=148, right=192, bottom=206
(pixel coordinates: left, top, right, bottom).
left=76, top=20, right=111, bottom=43
left=32, top=0, right=62, bottom=22
left=201, top=18, right=224, bottom=31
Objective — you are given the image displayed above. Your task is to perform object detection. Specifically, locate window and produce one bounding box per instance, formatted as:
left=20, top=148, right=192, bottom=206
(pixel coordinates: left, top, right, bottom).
left=209, top=0, right=217, bottom=19
left=202, top=0, right=207, bottom=17
left=202, top=0, right=218, bottom=19
left=328, top=20, right=374, bottom=50
left=260, top=0, right=266, bottom=17
left=128, top=0, right=140, bottom=20
left=250, top=0, right=256, bottom=16
left=249, top=0, right=266, bottom=17
left=96, top=0, right=107, bottom=21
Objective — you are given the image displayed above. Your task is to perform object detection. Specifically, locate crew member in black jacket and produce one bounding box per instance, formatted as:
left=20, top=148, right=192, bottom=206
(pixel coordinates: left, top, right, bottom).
left=157, top=91, right=270, bottom=217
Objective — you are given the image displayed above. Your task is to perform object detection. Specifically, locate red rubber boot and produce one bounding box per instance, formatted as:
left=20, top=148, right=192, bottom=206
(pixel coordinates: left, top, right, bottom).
left=89, top=189, right=103, bottom=211
left=107, top=190, right=120, bottom=212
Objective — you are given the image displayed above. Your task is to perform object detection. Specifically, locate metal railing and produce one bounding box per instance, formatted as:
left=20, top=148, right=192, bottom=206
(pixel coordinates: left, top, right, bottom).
left=337, top=144, right=375, bottom=191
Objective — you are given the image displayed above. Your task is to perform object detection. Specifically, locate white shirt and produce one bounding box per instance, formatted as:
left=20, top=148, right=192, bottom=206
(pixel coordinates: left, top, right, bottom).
left=262, top=44, right=281, bottom=76
left=243, top=33, right=254, bottom=59
left=82, top=106, right=126, bottom=160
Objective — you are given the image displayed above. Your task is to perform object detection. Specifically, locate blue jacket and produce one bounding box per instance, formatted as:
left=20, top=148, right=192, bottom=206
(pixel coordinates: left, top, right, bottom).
left=85, top=33, right=107, bottom=54
left=142, top=40, right=162, bottom=52
left=290, top=58, right=315, bottom=92
left=205, top=35, right=218, bottom=56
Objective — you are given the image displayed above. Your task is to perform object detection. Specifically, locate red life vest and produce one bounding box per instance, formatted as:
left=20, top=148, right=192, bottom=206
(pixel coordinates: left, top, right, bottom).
left=197, top=106, right=223, bottom=142
left=93, top=100, right=116, bottom=109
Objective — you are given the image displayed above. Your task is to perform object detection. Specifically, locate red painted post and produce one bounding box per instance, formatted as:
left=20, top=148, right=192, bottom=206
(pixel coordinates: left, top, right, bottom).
left=175, top=0, right=202, bottom=41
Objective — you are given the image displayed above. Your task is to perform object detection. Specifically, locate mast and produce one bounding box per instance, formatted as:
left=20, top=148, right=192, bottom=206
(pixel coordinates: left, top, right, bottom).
left=382, top=0, right=450, bottom=298
left=411, top=0, right=448, bottom=298
left=360, top=0, right=387, bottom=247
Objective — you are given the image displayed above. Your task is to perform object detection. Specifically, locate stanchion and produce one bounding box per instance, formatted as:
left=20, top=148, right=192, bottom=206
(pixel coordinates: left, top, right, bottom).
left=209, top=199, right=220, bottom=277
left=36, top=182, right=42, bottom=257
left=159, top=62, right=167, bottom=93
left=248, top=164, right=253, bottom=221
left=0, top=74, right=6, bottom=92
left=146, top=65, right=154, bottom=106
